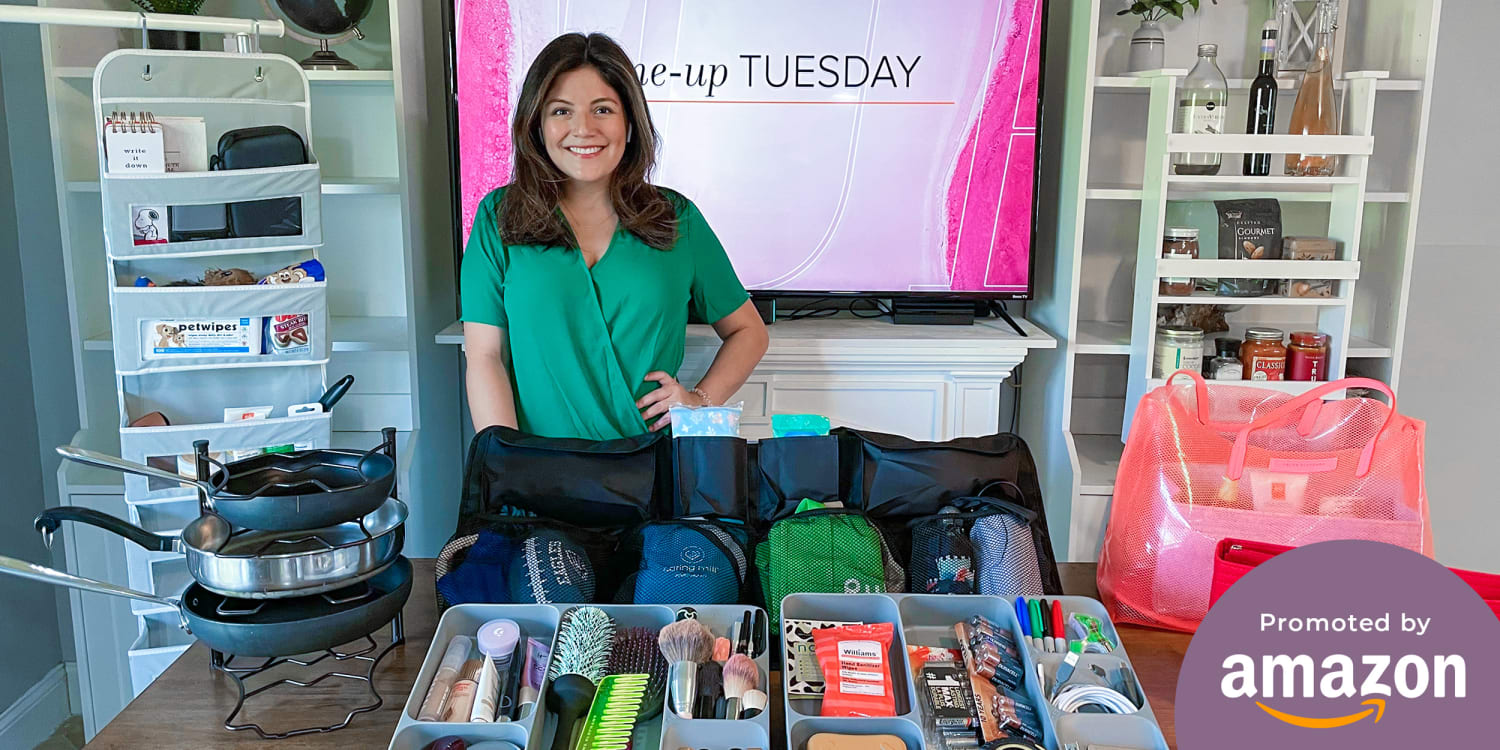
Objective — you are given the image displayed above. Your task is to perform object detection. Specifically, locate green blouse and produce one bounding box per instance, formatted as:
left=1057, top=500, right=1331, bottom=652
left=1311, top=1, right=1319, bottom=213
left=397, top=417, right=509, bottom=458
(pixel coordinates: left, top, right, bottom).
left=460, top=187, right=749, bottom=440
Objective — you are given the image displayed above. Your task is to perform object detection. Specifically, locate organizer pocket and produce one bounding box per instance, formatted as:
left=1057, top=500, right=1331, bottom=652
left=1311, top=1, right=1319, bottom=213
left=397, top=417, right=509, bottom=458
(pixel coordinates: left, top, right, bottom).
left=836, top=428, right=1041, bottom=516
left=111, top=282, right=327, bottom=373
left=754, top=509, right=904, bottom=623
left=436, top=517, right=623, bottom=609
left=672, top=436, right=749, bottom=521
left=460, top=426, right=666, bottom=528
left=752, top=435, right=841, bottom=523
left=102, top=163, right=321, bottom=259
left=118, top=412, right=331, bottom=503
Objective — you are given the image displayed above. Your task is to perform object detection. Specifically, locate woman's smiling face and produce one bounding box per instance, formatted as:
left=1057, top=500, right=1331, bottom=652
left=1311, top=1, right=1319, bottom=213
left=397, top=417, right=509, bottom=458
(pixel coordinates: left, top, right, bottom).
left=542, top=66, right=628, bottom=189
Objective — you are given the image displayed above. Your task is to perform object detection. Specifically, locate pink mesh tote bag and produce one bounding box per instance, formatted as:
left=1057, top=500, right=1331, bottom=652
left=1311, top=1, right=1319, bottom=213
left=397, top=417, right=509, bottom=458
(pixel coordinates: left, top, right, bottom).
left=1097, top=371, right=1430, bottom=633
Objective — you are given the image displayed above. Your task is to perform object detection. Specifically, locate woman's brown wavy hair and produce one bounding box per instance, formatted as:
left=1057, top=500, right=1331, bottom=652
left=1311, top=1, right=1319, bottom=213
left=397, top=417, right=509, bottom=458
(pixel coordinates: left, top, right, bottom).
left=499, top=32, right=678, bottom=251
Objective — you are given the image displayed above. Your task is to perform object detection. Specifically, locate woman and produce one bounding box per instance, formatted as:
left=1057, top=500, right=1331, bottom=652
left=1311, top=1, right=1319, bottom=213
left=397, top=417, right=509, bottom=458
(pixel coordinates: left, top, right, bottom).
left=462, top=33, right=768, bottom=440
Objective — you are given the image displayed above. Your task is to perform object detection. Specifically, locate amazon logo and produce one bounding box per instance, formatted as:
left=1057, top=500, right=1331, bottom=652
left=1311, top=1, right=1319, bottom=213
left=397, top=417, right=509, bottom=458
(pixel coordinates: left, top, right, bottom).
left=1219, top=653, right=1466, bottom=728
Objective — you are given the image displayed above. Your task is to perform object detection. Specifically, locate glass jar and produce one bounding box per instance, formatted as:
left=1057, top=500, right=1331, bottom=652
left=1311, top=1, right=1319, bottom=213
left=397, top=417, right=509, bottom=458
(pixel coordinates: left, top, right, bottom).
left=1160, top=227, right=1199, bottom=296
left=1209, top=337, right=1243, bottom=380
left=1154, top=325, right=1204, bottom=379
left=1287, top=331, right=1330, bottom=381
left=1240, top=327, right=1287, bottom=381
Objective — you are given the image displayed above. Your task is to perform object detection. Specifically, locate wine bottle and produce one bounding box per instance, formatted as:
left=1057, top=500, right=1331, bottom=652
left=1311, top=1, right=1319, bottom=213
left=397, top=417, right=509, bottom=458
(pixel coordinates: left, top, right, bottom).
left=1244, top=23, right=1279, bottom=176
left=1286, top=0, right=1340, bottom=176
left=1173, top=44, right=1228, bottom=176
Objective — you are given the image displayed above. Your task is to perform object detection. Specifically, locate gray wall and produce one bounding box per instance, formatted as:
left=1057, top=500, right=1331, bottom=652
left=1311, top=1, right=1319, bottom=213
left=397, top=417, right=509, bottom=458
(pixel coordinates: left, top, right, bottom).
left=1400, top=2, right=1500, bottom=573
left=0, top=18, right=68, bottom=710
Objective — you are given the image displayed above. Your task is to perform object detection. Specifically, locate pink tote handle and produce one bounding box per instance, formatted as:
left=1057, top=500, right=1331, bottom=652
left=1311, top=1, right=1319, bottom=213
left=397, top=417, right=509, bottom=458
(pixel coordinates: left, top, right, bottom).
left=1161, top=370, right=1398, bottom=480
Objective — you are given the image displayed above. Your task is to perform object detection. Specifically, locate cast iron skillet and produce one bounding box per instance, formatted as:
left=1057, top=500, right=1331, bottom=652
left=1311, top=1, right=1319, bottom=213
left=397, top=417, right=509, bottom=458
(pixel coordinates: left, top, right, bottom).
left=55, top=426, right=397, bottom=532
left=0, top=554, right=411, bottom=657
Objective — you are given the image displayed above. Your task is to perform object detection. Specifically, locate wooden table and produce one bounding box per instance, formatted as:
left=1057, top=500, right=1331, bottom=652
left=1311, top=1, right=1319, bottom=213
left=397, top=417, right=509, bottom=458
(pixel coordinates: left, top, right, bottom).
left=86, top=561, right=1189, bottom=749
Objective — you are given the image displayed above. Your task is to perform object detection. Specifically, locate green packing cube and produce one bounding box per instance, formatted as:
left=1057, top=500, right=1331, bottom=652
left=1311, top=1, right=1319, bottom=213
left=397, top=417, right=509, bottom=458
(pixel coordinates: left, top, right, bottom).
left=756, top=502, right=904, bottom=623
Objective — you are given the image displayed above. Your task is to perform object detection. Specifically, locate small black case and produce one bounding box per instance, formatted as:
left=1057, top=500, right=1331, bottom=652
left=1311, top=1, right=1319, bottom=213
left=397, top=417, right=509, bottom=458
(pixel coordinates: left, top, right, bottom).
left=209, top=125, right=308, bottom=238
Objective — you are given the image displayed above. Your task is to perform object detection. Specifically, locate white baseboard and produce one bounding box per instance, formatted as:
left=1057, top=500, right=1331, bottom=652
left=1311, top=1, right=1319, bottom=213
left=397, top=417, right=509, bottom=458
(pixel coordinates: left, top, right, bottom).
left=0, top=663, right=72, bottom=749
left=64, top=661, right=80, bottom=716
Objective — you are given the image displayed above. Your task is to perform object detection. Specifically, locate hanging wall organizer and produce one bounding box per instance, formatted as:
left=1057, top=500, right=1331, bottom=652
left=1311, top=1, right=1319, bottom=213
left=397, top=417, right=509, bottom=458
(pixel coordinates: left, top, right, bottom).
left=94, top=49, right=330, bottom=507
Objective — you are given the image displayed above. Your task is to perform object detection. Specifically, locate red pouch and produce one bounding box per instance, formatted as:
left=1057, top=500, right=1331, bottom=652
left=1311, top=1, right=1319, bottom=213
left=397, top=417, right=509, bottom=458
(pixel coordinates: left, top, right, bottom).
left=812, top=622, right=896, bottom=718
left=1212, top=537, right=1500, bottom=619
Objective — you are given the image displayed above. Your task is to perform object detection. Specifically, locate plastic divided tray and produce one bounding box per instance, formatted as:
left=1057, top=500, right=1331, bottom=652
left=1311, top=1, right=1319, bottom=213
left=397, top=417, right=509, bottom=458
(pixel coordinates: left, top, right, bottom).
left=780, top=593, right=1168, bottom=750
left=391, top=603, right=772, bottom=750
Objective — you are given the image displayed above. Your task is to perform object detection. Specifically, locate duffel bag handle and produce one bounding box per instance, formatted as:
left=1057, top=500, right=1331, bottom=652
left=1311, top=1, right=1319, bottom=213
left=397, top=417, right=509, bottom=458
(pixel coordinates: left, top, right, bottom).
left=1165, top=370, right=1399, bottom=480
left=950, top=480, right=1037, bottom=523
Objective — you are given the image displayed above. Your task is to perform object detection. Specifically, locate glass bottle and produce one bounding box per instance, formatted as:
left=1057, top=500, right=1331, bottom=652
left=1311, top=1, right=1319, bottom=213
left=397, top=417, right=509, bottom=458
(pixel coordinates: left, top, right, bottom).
left=1285, top=0, right=1340, bottom=176
left=1209, top=337, right=1243, bottom=380
left=1244, top=22, right=1279, bottom=176
left=1173, top=44, right=1228, bottom=176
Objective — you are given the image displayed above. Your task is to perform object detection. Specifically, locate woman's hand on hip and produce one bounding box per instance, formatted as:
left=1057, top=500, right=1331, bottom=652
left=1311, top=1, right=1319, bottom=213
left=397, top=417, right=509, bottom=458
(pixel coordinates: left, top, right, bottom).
left=638, top=371, right=701, bottom=431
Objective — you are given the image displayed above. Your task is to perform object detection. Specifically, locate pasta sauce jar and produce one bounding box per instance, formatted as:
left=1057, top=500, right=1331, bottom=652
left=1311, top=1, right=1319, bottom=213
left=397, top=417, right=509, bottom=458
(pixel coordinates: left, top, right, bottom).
left=1240, top=327, right=1287, bottom=381
left=1287, top=331, right=1330, bottom=381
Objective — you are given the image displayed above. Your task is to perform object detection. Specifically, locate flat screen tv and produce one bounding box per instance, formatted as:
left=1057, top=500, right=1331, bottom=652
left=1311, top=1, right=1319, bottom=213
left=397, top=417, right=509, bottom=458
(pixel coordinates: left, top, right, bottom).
left=444, top=0, right=1045, bottom=298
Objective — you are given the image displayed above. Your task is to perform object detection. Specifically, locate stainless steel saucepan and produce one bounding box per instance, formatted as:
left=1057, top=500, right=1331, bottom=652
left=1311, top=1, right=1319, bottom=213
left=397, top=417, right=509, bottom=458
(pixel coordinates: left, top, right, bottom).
left=35, top=497, right=406, bottom=599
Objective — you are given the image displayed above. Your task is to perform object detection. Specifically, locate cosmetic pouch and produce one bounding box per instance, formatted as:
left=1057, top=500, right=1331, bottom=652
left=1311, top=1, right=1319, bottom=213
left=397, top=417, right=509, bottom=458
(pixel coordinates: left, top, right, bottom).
left=209, top=125, right=307, bottom=237
left=1211, top=538, right=1500, bottom=619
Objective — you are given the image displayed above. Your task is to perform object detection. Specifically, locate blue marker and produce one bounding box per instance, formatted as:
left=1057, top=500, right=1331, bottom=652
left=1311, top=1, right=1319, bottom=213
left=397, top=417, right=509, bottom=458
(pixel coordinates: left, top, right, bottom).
left=1014, top=597, right=1029, bottom=638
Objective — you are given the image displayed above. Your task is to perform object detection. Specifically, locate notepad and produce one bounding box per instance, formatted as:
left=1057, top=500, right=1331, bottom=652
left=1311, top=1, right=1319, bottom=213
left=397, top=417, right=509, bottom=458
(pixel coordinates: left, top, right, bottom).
left=157, top=115, right=207, bottom=172
left=104, top=112, right=165, bottom=174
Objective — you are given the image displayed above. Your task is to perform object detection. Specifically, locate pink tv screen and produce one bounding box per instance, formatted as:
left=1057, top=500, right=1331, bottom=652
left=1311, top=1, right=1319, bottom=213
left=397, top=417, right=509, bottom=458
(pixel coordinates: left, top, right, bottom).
left=447, top=0, right=1044, bottom=297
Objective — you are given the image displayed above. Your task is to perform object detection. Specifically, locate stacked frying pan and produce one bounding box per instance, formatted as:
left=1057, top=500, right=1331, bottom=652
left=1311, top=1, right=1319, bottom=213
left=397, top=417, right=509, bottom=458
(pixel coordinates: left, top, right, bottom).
left=0, top=378, right=412, bottom=658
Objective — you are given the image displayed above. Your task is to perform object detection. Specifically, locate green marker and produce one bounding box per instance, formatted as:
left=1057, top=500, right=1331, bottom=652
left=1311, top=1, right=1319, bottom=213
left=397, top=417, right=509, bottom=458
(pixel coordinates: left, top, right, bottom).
left=1028, top=599, right=1044, bottom=652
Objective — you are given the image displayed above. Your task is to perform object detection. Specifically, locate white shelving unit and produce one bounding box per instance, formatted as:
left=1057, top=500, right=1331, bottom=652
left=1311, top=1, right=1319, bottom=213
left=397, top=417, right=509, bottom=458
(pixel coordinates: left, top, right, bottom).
left=40, top=0, right=459, bottom=738
left=1018, top=0, right=1442, bottom=561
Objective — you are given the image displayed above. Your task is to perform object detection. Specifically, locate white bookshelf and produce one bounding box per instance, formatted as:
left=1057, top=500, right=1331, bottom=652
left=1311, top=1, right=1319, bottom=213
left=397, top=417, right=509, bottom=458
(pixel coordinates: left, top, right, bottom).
left=40, top=0, right=459, bottom=737
left=1018, top=0, right=1442, bottom=562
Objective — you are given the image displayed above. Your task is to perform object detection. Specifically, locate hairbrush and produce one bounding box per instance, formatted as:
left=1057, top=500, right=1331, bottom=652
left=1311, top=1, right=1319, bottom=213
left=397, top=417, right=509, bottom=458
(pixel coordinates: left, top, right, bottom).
left=574, top=673, right=648, bottom=750
left=722, top=653, right=759, bottom=719
left=694, top=659, right=723, bottom=719
left=606, top=626, right=669, bottom=719
left=657, top=618, right=714, bottom=719
left=546, top=607, right=616, bottom=750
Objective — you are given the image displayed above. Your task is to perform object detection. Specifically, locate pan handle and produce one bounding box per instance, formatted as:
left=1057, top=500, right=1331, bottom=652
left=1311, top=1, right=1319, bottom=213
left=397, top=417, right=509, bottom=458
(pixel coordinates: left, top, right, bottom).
left=35, top=507, right=178, bottom=553
left=0, top=554, right=180, bottom=611
left=320, top=374, right=355, bottom=412
left=56, top=445, right=216, bottom=496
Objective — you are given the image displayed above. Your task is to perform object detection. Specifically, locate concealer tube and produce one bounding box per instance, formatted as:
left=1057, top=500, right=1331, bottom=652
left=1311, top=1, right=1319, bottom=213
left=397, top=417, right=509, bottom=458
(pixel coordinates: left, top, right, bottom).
left=440, top=659, right=482, bottom=723
left=470, top=655, right=500, bottom=722
left=416, top=635, right=473, bottom=721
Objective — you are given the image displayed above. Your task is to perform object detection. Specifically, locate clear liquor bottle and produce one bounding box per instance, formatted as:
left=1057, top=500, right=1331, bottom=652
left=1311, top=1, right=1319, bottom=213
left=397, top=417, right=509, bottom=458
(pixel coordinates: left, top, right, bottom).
left=1173, top=43, right=1228, bottom=176
left=1285, top=0, right=1340, bottom=176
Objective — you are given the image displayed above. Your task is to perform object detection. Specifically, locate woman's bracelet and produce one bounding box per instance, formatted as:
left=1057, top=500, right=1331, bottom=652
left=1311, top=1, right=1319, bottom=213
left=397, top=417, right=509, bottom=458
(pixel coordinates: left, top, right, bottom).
left=690, top=386, right=714, bottom=406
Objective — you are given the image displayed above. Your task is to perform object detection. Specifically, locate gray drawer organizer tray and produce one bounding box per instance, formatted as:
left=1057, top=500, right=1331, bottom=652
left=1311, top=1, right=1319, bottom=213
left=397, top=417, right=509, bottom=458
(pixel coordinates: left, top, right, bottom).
left=781, top=593, right=1169, bottom=750
left=392, top=603, right=771, bottom=750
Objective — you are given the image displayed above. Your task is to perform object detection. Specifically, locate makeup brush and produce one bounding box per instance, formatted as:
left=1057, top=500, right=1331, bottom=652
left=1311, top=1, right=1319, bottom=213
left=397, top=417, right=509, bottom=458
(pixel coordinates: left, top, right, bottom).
left=740, top=688, right=769, bottom=719
left=694, top=660, right=723, bottom=719
left=736, top=611, right=752, bottom=655
left=722, top=653, right=759, bottom=720
left=546, top=607, right=615, bottom=750
left=606, top=627, right=669, bottom=720
left=657, top=618, right=714, bottom=719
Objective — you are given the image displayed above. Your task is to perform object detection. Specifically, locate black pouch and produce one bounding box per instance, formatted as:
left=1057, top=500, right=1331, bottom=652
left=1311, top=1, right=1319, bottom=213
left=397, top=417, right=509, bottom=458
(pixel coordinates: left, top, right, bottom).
left=461, top=426, right=667, bottom=528
left=672, top=437, right=750, bottom=521
left=751, top=435, right=842, bottom=524
left=835, top=428, right=1062, bottom=594
left=209, top=125, right=307, bottom=238
left=435, top=516, right=623, bottom=609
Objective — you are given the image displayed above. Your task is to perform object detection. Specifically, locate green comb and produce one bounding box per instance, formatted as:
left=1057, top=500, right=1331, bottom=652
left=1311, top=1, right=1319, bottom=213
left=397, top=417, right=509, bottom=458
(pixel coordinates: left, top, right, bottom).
left=575, top=673, right=649, bottom=750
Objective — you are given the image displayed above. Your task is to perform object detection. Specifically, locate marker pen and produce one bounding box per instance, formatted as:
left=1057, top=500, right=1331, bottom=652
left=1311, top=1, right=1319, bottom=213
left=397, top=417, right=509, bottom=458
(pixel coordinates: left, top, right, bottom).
left=1051, top=600, right=1066, bottom=653
left=1028, top=599, right=1044, bottom=652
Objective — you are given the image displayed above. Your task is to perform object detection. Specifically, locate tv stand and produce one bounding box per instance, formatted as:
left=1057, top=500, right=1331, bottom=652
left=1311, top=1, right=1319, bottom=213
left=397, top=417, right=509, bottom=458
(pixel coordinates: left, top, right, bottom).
left=987, top=301, right=1027, bottom=337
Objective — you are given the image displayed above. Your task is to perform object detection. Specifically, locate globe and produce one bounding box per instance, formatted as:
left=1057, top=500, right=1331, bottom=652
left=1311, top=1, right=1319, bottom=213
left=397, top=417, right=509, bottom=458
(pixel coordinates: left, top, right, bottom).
left=265, top=0, right=375, bottom=70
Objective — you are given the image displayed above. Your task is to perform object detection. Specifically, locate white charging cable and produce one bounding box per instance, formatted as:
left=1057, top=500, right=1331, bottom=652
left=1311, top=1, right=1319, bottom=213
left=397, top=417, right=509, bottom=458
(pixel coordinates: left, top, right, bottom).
left=1051, top=684, right=1138, bottom=714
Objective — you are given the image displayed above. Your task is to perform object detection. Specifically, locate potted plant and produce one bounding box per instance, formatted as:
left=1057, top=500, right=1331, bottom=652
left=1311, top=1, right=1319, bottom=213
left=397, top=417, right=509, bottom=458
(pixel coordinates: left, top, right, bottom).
left=133, top=0, right=208, bottom=51
left=1120, top=0, right=1215, bottom=72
